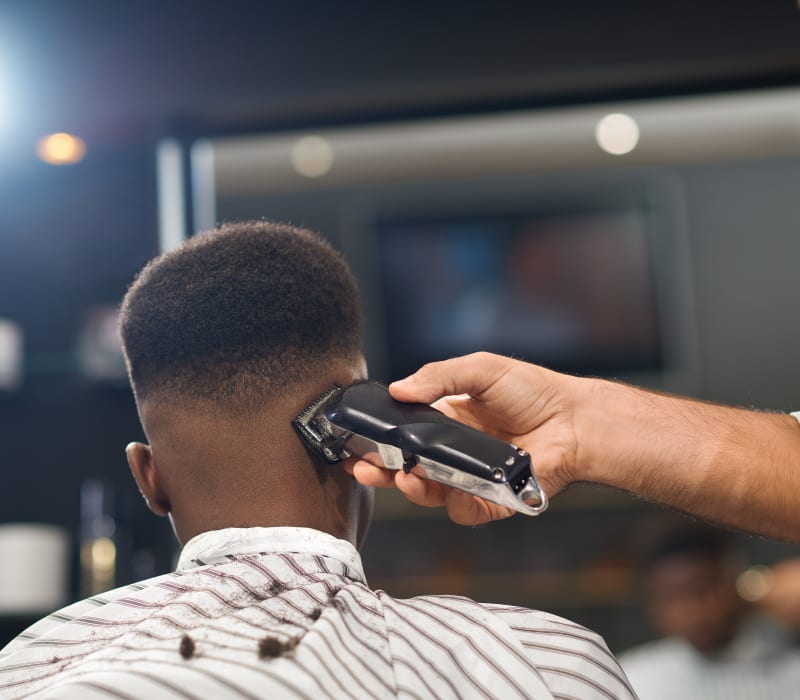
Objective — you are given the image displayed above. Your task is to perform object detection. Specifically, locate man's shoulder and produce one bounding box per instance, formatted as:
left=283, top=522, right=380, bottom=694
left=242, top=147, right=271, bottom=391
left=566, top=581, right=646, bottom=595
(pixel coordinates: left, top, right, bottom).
left=397, top=593, right=608, bottom=638
left=378, top=593, right=636, bottom=699
left=0, top=570, right=179, bottom=659
left=377, top=592, right=618, bottom=665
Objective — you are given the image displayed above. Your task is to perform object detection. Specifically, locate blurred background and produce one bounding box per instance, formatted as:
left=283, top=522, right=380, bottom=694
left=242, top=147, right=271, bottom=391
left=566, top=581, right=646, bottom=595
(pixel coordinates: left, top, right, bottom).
left=1, top=0, right=800, bottom=654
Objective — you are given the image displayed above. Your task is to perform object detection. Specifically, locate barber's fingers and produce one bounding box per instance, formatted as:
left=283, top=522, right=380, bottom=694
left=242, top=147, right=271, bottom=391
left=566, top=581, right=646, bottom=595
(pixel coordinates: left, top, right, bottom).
left=346, top=430, right=570, bottom=517
left=347, top=461, right=514, bottom=525
left=395, top=469, right=516, bottom=525
left=394, top=468, right=448, bottom=507
left=346, top=462, right=448, bottom=498
left=441, top=487, right=516, bottom=525
left=345, top=460, right=397, bottom=488
left=390, top=352, right=511, bottom=404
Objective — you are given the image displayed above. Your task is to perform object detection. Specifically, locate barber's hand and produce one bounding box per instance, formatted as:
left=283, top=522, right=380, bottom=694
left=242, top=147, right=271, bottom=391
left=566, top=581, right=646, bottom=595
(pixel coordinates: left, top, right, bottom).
left=344, top=352, right=584, bottom=525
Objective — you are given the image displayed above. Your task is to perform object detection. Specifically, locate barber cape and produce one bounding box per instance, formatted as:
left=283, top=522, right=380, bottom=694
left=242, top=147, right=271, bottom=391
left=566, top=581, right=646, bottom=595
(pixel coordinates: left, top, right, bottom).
left=0, top=527, right=636, bottom=699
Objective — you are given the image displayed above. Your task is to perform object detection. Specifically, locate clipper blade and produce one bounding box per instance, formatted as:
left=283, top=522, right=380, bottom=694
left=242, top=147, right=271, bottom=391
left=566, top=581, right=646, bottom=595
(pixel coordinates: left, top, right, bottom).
left=292, top=384, right=344, bottom=463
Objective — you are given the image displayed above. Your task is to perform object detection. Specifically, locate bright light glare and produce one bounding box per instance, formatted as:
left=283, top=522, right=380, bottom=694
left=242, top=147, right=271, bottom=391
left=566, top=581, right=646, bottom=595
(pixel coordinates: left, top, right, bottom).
left=36, top=132, right=87, bottom=165
left=0, top=53, right=10, bottom=132
left=290, top=135, right=334, bottom=178
left=0, top=318, right=23, bottom=390
left=0, top=62, right=4, bottom=130
left=595, top=113, right=640, bottom=155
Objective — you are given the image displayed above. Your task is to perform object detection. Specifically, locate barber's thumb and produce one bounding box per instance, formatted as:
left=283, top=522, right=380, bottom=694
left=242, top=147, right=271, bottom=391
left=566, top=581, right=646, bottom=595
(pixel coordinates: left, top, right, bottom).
left=390, top=366, right=453, bottom=403
left=390, top=355, right=478, bottom=403
left=388, top=372, right=430, bottom=402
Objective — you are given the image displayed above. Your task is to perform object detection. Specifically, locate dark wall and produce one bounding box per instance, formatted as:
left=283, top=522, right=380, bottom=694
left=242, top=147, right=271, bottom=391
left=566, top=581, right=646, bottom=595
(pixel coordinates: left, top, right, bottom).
left=679, top=157, right=800, bottom=408
left=0, top=144, right=174, bottom=589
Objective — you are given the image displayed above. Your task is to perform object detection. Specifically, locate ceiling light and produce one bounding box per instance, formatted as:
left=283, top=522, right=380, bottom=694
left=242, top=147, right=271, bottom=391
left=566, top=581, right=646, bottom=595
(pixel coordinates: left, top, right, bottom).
left=36, top=132, right=87, bottom=165
left=290, top=135, right=334, bottom=178
left=595, top=113, right=639, bottom=156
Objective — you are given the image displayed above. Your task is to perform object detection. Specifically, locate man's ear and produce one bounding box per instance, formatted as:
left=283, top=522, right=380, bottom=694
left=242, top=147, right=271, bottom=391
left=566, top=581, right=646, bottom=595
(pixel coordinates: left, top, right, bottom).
left=126, top=442, right=171, bottom=517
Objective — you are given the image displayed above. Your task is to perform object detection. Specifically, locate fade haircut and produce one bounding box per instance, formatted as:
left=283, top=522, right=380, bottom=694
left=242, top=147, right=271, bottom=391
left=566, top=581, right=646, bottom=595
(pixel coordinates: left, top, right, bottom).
left=119, top=221, right=363, bottom=409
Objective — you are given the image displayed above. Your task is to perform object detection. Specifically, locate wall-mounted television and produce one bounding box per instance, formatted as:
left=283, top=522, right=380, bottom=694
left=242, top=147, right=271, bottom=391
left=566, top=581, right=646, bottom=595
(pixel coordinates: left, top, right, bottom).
left=372, top=204, right=663, bottom=380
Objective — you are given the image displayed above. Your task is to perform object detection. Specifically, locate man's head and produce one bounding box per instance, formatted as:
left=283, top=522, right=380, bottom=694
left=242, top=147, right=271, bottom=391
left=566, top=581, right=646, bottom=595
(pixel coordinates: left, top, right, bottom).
left=119, top=221, right=372, bottom=546
left=641, top=521, right=744, bottom=655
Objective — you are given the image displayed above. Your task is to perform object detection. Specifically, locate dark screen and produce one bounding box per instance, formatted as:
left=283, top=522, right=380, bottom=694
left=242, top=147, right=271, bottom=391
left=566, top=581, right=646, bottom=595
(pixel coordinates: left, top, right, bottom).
left=377, top=207, right=662, bottom=379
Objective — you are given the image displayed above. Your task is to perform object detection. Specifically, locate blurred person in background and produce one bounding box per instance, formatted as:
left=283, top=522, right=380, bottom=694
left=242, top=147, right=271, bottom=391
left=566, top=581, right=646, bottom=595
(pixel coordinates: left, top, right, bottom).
left=619, top=521, right=800, bottom=700
left=0, top=222, right=636, bottom=699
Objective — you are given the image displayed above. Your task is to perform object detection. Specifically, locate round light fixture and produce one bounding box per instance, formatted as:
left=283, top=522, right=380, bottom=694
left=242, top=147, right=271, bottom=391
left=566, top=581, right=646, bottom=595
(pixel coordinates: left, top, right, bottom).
left=595, top=113, right=640, bottom=156
left=290, top=135, right=334, bottom=178
left=36, top=132, right=87, bottom=165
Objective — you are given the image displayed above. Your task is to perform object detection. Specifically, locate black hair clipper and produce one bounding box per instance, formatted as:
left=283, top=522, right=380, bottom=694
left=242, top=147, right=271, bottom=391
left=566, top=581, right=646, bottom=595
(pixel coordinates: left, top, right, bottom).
left=292, top=381, right=548, bottom=516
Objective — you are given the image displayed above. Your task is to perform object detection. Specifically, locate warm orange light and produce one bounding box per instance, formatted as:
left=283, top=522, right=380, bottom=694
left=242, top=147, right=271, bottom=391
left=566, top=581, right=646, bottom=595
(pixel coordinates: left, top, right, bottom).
left=36, top=132, right=87, bottom=165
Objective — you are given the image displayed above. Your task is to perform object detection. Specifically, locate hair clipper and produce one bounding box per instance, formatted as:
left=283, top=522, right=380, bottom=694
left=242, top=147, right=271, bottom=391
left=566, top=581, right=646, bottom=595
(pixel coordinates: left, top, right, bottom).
left=292, top=381, right=548, bottom=516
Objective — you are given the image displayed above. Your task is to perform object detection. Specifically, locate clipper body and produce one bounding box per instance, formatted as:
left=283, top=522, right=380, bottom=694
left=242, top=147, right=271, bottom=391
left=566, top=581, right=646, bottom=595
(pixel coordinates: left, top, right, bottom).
left=293, top=381, right=548, bottom=516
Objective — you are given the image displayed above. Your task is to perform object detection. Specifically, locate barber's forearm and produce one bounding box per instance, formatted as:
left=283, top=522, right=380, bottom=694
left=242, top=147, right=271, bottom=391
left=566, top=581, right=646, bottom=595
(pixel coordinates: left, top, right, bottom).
left=574, top=378, right=800, bottom=542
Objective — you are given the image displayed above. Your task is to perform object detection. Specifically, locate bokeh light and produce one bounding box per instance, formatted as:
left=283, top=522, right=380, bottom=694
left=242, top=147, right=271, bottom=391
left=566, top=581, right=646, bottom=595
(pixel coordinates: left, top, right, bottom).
left=290, top=135, right=334, bottom=178
left=36, top=132, right=87, bottom=165
left=595, top=113, right=640, bottom=155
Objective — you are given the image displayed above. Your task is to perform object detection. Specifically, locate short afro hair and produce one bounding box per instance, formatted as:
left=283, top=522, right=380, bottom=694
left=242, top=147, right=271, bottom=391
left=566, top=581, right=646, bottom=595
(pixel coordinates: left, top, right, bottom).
left=119, top=221, right=363, bottom=408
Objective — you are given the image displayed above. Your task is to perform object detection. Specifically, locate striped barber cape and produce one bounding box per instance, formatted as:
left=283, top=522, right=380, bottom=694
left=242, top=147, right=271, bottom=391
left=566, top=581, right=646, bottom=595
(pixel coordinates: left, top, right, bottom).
left=0, top=527, right=637, bottom=699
